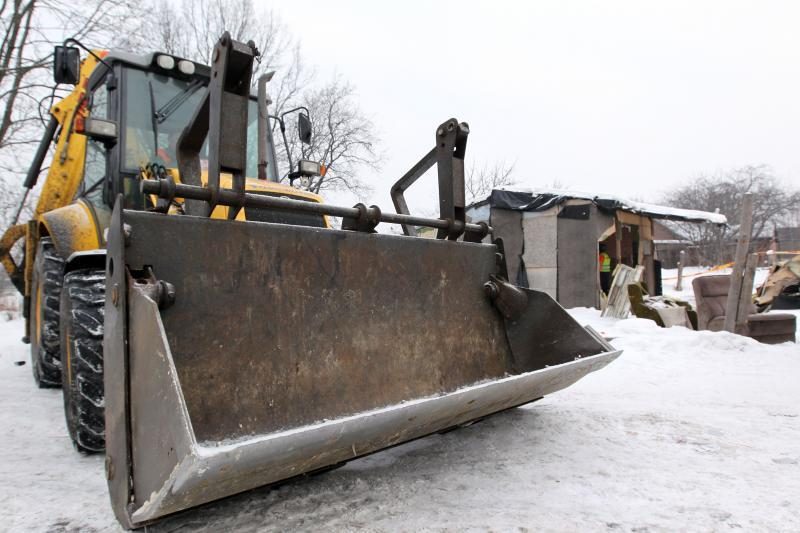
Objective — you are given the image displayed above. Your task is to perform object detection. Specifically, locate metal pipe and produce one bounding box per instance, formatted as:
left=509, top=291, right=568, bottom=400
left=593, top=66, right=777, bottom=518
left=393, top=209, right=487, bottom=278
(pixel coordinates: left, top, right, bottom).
left=141, top=179, right=490, bottom=236
left=23, top=115, right=58, bottom=189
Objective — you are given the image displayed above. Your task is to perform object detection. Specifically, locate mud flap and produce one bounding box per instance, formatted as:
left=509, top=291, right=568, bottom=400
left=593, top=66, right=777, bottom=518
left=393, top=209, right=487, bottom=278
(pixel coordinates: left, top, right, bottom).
left=104, top=202, right=621, bottom=528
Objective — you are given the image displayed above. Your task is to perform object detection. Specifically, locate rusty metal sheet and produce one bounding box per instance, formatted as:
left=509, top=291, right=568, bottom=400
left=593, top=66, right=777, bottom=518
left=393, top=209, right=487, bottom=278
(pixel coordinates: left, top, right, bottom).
left=121, top=210, right=510, bottom=443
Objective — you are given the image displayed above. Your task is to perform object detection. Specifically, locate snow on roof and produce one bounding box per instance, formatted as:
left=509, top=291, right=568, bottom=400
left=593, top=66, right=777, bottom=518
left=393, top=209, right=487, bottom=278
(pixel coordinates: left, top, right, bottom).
left=488, top=186, right=728, bottom=224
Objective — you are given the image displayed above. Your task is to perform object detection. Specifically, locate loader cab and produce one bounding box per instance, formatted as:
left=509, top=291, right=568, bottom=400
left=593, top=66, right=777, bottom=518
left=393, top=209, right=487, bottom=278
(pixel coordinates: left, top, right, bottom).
left=70, top=50, right=329, bottom=224
left=79, top=51, right=283, bottom=210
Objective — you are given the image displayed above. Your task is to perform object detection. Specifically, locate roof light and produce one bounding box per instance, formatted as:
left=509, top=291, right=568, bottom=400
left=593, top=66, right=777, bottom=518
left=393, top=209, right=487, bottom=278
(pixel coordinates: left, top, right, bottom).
left=82, top=118, right=118, bottom=142
left=156, top=55, right=175, bottom=70
left=177, top=60, right=195, bottom=75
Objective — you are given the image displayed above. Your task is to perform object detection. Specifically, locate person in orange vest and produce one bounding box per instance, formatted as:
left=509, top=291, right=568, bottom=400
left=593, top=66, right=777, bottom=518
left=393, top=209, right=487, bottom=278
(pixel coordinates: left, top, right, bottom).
left=599, top=243, right=612, bottom=294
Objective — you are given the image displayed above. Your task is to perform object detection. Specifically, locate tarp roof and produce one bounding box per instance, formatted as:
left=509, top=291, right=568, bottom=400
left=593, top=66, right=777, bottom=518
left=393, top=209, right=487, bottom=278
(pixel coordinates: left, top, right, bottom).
left=478, top=187, right=727, bottom=224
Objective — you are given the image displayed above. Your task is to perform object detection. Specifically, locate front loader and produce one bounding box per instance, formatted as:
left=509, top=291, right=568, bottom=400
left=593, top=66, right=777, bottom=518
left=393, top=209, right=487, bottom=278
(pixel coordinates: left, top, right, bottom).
left=2, top=33, right=620, bottom=528
left=0, top=35, right=326, bottom=422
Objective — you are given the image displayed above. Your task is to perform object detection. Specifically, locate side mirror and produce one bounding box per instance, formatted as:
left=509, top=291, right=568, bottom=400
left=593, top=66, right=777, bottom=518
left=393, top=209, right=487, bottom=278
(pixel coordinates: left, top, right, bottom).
left=298, top=113, right=312, bottom=145
left=53, top=45, right=80, bottom=85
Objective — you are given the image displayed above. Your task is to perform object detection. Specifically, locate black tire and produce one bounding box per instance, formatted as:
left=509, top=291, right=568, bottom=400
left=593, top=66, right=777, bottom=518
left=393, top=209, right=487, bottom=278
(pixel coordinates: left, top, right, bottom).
left=60, top=267, right=106, bottom=453
left=30, top=237, right=64, bottom=387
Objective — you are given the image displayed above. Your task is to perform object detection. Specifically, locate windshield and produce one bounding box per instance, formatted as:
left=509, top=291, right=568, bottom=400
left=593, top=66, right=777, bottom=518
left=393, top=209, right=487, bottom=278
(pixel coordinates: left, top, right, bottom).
left=122, top=68, right=277, bottom=181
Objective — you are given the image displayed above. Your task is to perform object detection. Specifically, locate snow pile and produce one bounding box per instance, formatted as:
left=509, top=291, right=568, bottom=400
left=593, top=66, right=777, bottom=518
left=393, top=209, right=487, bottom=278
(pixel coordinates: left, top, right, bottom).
left=0, top=309, right=798, bottom=531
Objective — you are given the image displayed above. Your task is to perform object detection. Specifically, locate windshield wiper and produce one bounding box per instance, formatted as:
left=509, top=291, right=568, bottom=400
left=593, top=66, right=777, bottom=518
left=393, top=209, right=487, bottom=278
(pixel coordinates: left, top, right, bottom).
left=155, top=79, right=204, bottom=124
left=148, top=81, right=159, bottom=159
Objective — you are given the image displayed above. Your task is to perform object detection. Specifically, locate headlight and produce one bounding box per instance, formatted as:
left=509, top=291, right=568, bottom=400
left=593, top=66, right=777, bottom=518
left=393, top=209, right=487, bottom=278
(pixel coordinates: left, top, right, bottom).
left=156, top=55, right=175, bottom=70
left=178, top=60, right=195, bottom=75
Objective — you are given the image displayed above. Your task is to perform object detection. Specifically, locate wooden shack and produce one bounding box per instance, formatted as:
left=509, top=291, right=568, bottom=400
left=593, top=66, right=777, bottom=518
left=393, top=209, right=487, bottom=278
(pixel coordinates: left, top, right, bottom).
left=467, top=188, right=727, bottom=309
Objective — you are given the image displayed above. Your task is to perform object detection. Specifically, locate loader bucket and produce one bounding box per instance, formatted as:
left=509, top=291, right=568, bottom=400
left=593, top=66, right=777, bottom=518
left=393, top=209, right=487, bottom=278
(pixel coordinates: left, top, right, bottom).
left=104, top=203, right=621, bottom=528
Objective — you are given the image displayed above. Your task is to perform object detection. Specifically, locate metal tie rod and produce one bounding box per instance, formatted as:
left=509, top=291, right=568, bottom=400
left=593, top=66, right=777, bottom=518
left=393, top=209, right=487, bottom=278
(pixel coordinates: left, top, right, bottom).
left=140, top=178, right=491, bottom=237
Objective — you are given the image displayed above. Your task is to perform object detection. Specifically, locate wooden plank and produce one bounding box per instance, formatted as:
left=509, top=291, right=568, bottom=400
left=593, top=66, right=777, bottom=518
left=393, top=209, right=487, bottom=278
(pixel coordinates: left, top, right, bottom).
left=601, top=264, right=644, bottom=318
left=723, top=193, right=753, bottom=333
left=640, top=217, right=653, bottom=240
left=615, top=210, right=642, bottom=226
left=734, top=253, right=758, bottom=334
left=642, top=239, right=656, bottom=293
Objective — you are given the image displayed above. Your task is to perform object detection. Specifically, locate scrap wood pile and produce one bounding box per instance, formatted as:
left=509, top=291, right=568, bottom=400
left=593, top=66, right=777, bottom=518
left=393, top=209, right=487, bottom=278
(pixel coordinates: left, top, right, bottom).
left=601, top=264, right=644, bottom=319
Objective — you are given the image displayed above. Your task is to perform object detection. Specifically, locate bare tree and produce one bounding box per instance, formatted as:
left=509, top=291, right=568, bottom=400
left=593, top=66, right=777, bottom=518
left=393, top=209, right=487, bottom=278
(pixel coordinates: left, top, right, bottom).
left=279, top=78, right=380, bottom=196
left=147, top=0, right=379, bottom=197
left=663, top=165, right=800, bottom=264
left=465, top=161, right=516, bottom=204
left=0, top=0, right=143, bottom=224
left=545, top=178, right=570, bottom=190
left=147, top=0, right=308, bottom=116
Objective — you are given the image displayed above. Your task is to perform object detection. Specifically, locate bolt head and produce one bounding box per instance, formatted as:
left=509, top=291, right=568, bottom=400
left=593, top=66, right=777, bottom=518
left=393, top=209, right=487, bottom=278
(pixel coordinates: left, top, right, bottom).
left=483, top=281, right=499, bottom=299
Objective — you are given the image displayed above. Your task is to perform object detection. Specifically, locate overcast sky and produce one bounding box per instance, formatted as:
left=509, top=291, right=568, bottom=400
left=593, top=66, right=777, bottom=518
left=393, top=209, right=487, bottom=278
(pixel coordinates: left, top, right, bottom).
left=276, top=1, right=800, bottom=213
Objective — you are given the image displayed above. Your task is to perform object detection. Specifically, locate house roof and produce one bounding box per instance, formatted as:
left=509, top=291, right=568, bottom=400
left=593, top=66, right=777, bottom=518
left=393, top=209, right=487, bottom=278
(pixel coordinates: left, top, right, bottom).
left=775, top=227, right=800, bottom=242
left=475, top=187, right=727, bottom=224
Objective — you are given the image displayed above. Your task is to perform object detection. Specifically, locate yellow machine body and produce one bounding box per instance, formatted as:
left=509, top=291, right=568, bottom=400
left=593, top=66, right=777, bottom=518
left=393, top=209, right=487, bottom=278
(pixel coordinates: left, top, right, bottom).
left=0, top=47, right=324, bottom=319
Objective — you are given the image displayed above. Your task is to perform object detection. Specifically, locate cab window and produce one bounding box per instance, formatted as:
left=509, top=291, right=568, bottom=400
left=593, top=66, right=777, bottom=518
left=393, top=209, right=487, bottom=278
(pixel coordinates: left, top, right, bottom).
left=78, top=85, right=109, bottom=208
left=81, top=140, right=107, bottom=207
left=122, top=68, right=276, bottom=180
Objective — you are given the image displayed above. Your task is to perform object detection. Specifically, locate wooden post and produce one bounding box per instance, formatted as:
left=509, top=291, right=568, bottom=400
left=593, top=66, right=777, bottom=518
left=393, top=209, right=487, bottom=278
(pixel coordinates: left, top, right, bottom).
left=640, top=218, right=656, bottom=293
left=723, top=193, right=754, bottom=333
left=675, top=250, right=685, bottom=291
left=734, top=253, right=758, bottom=334
left=614, top=217, right=623, bottom=264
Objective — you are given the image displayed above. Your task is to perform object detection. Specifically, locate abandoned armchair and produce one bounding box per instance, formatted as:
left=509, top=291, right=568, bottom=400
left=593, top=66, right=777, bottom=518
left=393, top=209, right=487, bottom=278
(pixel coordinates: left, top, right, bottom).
left=627, top=283, right=698, bottom=329
left=692, top=275, right=796, bottom=344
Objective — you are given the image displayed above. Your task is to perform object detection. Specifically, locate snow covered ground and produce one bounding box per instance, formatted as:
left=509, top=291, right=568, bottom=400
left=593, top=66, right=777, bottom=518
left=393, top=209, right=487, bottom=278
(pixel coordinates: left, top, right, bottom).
left=0, top=305, right=798, bottom=532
